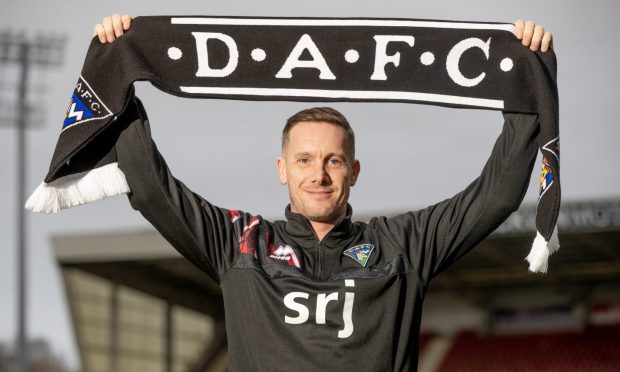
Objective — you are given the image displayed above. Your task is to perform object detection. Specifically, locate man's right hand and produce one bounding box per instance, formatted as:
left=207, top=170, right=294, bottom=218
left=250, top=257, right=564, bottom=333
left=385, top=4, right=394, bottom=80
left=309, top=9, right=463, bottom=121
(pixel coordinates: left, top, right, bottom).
left=93, top=15, right=132, bottom=43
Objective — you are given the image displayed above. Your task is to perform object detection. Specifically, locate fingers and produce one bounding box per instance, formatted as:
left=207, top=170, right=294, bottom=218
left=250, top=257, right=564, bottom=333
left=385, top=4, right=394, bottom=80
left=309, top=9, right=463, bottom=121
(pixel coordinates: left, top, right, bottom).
left=112, top=14, right=124, bottom=37
left=102, top=16, right=115, bottom=43
left=93, top=23, right=106, bottom=43
left=515, top=20, right=553, bottom=52
left=94, top=14, right=132, bottom=43
left=541, top=31, right=553, bottom=52
left=514, top=19, right=524, bottom=40
left=530, top=25, right=544, bottom=51
left=121, top=15, right=132, bottom=31
left=521, top=20, right=535, bottom=48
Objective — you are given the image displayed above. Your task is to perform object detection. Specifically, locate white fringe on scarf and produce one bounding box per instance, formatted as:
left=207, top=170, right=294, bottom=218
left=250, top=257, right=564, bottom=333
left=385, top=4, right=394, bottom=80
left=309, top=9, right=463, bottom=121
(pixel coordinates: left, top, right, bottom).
left=25, top=162, right=130, bottom=213
left=526, top=226, right=560, bottom=273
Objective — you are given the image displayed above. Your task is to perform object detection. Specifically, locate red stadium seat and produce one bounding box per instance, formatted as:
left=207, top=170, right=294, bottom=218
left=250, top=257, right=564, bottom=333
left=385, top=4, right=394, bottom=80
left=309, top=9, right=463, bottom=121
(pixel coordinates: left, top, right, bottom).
left=436, top=326, right=620, bottom=372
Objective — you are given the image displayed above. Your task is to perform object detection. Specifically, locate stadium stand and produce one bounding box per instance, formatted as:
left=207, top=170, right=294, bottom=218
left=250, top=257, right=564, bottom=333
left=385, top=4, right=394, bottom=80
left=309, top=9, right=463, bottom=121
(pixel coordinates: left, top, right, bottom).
left=435, top=326, right=620, bottom=372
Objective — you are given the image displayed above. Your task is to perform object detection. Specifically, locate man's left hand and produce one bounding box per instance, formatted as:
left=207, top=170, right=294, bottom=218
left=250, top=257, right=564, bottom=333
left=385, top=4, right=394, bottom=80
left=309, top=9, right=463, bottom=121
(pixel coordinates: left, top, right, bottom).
left=514, top=20, right=553, bottom=52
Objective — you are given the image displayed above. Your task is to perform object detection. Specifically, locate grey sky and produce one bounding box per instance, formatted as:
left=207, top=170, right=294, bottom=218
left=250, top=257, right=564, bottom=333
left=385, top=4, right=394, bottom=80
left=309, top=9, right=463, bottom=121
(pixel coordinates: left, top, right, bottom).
left=1, top=0, right=619, bottom=368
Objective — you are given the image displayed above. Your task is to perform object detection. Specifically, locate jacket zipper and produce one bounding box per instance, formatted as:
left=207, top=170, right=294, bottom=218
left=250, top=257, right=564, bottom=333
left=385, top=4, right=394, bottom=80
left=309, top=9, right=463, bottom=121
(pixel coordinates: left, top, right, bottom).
left=317, top=225, right=340, bottom=279
left=307, top=216, right=342, bottom=279
left=318, top=241, right=324, bottom=278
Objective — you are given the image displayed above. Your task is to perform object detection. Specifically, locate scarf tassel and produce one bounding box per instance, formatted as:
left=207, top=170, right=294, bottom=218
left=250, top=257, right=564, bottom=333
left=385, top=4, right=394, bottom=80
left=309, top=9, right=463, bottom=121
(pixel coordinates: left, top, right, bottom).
left=526, top=227, right=560, bottom=273
left=25, top=162, right=130, bottom=213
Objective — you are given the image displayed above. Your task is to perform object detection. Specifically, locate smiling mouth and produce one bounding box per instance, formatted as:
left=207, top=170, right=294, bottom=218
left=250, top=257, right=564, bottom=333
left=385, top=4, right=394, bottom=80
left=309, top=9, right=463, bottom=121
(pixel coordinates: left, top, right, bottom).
left=305, top=190, right=334, bottom=197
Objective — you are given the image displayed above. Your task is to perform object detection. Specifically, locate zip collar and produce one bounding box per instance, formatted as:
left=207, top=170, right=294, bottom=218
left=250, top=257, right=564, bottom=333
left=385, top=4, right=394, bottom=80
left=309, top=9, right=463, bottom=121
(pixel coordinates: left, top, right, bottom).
left=283, top=204, right=354, bottom=245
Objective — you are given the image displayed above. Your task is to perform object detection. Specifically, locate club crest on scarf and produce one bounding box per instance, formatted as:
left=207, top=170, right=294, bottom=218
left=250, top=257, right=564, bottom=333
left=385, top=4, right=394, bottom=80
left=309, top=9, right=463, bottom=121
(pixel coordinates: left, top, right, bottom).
left=343, top=244, right=375, bottom=267
left=539, top=156, right=554, bottom=198
left=62, top=76, right=112, bottom=130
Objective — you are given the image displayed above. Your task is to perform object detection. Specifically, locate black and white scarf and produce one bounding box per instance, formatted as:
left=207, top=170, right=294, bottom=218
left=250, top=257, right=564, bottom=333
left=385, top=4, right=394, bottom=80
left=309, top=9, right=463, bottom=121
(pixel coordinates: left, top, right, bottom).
left=26, top=16, right=560, bottom=272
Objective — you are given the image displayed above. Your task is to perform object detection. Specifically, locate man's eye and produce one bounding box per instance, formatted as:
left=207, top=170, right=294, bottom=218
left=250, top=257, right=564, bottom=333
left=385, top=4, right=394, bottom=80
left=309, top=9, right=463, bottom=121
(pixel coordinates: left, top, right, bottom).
left=297, top=158, right=310, bottom=164
left=328, top=158, right=342, bottom=166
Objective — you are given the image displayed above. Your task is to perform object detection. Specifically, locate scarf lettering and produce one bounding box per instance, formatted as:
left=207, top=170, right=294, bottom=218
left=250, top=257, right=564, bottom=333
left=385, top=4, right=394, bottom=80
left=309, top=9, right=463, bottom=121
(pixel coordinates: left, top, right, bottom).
left=189, top=30, right=494, bottom=86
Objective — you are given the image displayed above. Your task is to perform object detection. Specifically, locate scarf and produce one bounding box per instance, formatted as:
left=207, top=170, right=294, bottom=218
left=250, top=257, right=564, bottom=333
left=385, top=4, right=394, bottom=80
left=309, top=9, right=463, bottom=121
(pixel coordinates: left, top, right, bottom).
left=25, top=16, right=560, bottom=272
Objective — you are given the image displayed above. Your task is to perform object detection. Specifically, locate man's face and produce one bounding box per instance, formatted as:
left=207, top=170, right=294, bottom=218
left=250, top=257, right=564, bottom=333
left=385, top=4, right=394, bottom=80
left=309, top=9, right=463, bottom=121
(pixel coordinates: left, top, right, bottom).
left=277, top=121, right=360, bottom=224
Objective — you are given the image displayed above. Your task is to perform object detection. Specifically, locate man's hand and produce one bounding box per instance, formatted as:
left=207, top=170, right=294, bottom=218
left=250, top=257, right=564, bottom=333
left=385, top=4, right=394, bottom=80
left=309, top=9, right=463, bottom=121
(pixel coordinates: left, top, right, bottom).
left=93, top=14, right=132, bottom=43
left=514, top=20, right=553, bottom=52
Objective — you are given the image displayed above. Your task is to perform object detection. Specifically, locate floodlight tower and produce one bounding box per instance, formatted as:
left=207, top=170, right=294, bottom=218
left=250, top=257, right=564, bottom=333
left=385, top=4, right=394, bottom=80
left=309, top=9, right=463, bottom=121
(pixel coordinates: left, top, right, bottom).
left=0, top=30, right=65, bottom=372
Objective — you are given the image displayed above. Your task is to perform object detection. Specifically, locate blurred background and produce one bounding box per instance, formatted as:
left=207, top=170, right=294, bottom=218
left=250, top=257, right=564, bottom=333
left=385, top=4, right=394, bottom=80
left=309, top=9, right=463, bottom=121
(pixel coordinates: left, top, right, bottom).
left=1, top=0, right=619, bottom=371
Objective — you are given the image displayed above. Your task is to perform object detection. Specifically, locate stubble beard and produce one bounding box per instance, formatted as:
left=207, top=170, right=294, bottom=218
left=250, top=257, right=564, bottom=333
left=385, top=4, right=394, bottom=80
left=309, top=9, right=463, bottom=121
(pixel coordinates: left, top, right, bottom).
left=290, top=192, right=345, bottom=224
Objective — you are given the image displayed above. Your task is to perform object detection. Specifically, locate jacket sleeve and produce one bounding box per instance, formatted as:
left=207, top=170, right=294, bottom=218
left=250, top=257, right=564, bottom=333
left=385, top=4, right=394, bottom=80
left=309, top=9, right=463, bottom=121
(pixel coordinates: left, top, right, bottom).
left=114, top=98, right=240, bottom=283
left=378, top=112, right=539, bottom=284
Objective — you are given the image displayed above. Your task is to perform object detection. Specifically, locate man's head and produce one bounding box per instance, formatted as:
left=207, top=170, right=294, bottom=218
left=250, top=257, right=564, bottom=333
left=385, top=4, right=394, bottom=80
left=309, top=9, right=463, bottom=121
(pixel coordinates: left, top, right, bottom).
left=277, top=107, right=361, bottom=224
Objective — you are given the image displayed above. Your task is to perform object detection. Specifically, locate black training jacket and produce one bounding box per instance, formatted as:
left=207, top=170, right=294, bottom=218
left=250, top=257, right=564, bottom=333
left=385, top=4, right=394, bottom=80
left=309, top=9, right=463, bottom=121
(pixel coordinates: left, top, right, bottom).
left=115, top=98, right=539, bottom=371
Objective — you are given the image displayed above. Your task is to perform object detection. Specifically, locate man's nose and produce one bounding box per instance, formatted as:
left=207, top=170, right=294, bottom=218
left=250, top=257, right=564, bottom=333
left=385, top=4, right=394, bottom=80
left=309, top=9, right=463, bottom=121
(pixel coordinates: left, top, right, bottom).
left=311, top=163, right=331, bottom=184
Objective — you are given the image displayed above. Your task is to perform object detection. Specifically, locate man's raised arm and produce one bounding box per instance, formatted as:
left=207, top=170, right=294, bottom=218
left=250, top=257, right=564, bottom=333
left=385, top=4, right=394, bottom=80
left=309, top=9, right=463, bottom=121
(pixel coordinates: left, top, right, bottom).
left=114, top=97, right=241, bottom=283
left=94, top=15, right=241, bottom=282
left=378, top=20, right=553, bottom=283
left=379, top=112, right=539, bottom=283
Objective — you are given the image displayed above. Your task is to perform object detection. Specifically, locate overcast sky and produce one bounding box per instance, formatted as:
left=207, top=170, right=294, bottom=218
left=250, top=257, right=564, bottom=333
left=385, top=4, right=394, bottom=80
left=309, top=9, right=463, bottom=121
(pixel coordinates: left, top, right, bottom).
left=1, top=0, right=619, bottom=368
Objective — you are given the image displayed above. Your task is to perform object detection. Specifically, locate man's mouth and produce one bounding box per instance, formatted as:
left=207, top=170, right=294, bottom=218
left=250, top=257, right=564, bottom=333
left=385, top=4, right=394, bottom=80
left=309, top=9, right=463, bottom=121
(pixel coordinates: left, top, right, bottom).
left=304, top=189, right=334, bottom=198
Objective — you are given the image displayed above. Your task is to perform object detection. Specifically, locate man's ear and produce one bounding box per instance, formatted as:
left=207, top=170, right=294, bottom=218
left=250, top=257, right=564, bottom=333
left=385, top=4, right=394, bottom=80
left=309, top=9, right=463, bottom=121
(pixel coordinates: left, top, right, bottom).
left=276, top=156, right=288, bottom=185
left=350, top=159, right=361, bottom=186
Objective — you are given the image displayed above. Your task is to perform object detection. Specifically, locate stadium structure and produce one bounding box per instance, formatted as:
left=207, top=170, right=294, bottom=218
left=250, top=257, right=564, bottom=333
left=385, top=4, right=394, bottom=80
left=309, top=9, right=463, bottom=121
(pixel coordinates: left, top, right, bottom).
left=52, top=198, right=620, bottom=372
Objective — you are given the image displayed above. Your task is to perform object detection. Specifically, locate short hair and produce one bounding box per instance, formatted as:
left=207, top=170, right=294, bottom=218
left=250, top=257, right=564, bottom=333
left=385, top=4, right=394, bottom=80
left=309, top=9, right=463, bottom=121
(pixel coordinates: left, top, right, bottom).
left=282, top=107, right=356, bottom=159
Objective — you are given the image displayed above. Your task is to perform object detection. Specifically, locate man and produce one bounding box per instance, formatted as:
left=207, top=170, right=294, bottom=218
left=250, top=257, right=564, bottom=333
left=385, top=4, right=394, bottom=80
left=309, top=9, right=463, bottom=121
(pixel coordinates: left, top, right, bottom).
left=95, top=15, right=553, bottom=371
